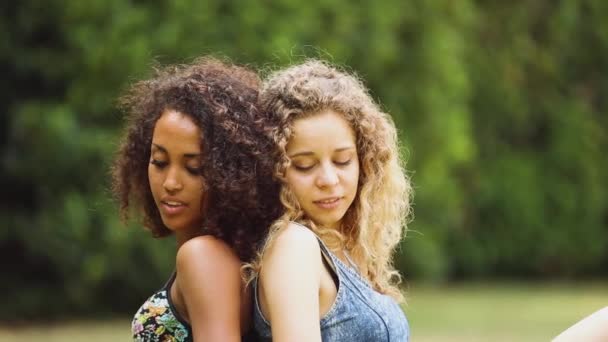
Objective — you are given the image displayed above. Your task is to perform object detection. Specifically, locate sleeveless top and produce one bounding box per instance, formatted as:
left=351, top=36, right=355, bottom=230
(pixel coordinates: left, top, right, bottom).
left=132, top=273, right=191, bottom=341
left=253, top=232, right=410, bottom=341
left=132, top=272, right=258, bottom=341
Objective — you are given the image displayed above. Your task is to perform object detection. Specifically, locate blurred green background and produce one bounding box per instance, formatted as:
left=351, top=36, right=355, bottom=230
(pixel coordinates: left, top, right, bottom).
left=1, top=0, right=607, bottom=340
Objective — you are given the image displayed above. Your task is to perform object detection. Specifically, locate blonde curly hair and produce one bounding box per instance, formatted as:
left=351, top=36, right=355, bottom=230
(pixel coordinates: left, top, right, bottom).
left=248, top=59, right=412, bottom=301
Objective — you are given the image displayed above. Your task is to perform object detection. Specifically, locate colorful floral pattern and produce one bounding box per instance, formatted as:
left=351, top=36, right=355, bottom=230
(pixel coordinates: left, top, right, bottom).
left=132, top=289, right=191, bottom=341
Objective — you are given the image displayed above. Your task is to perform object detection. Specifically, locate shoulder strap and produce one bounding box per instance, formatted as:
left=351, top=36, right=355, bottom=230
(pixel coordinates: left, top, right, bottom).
left=317, top=236, right=340, bottom=287
left=343, top=250, right=360, bottom=271
left=162, top=271, right=177, bottom=291
left=291, top=222, right=340, bottom=282
left=289, top=222, right=337, bottom=272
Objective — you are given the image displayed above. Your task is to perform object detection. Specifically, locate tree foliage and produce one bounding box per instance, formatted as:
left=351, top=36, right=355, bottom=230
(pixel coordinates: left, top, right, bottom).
left=1, top=0, right=606, bottom=318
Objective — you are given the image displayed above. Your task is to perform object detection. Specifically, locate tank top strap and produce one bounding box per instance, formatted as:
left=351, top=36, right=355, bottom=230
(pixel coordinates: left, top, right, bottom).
left=343, top=250, right=359, bottom=271
left=315, top=235, right=335, bottom=261
left=162, top=271, right=177, bottom=291
left=289, top=221, right=340, bottom=276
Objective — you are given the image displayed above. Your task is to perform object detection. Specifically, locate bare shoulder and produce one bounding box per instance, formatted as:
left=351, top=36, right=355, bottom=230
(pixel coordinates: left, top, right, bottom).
left=175, top=235, right=241, bottom=308
left=263, top=222, right=320, bottom=261
left=260, top=222, right=322, bottom=281
left=176, top=235, right=240, bottom=272
left=175, top=235, right=243, bottom=341
left=258, top=223, right=324, bottom=340
left=272, top=222, right=319, bottom=249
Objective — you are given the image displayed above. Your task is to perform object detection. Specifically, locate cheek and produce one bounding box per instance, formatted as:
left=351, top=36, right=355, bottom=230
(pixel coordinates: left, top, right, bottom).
left=187, top=178, right=206, bottom=203
left=347, top=166, right=360, bottom=191
left=285, top=173, right=309, bottom=200
left=147, top=167, right=161, bottom=194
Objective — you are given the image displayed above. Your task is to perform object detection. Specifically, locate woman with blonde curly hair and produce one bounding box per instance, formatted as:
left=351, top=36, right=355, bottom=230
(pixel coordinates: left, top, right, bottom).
left=249, top=60, right=412, bottom=341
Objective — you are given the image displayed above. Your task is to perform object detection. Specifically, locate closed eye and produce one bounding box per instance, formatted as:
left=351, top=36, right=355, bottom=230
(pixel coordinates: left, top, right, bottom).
left=186, top=166, right=203, bottom=175
left=150, top=159, right=168, bottom=168
left=292, top=164, right=315, bottom=171
left=334, top=159, right=352, bottom=166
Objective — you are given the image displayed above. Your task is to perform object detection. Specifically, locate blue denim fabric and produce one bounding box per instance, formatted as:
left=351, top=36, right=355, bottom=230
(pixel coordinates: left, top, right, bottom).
left=253, top=233, right=410, bottom=341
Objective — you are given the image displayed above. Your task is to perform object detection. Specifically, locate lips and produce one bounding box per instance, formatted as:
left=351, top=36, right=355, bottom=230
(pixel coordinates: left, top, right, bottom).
left=313, top=196, right=342, bottom=209
left=160, top=198, right=188, bottom=215
left=163, top=200, right=185, bottom=206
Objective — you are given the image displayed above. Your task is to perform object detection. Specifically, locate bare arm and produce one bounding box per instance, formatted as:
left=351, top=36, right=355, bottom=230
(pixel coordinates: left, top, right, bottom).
left=552, top=307, right=608, bottom=342
left=259, top=224, right=323, bottom=342
left=176, top=236, right=242, bottom=342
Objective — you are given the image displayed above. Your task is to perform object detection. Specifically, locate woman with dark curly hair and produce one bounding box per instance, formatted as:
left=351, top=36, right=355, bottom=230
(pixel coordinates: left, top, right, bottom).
left=112, top=57, right=280, bottom=341
left=247, top=60, right=412, bottom=341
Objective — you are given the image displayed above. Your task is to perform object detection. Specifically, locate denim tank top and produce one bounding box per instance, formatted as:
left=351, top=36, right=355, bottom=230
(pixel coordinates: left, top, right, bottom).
left=253, top=234, right=410, bottom=341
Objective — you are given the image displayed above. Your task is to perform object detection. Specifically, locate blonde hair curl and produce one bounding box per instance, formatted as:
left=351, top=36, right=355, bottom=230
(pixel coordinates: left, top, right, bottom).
left=246, top=59, right=412, bottom=301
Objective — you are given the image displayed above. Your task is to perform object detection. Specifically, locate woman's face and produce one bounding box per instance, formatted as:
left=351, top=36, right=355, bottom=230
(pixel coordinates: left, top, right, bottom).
left=284, top=109, right=360, bottom=230
left=148, top=109, right=206, bottom=232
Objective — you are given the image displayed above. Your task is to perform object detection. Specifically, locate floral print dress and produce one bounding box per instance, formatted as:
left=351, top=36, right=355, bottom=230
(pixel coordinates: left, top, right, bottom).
left=132, top=273, right=191, bottom=342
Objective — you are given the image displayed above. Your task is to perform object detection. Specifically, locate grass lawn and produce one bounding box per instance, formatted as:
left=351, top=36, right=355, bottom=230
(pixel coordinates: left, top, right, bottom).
left=0, top=319, right=131, bottom=342
left=405, top=282, right=608, bottom=342
left=0, top=282, right=605, bottom=341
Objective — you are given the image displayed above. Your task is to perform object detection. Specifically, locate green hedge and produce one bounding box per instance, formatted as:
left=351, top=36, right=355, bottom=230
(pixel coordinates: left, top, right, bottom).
left=1, top=0, right=606, bottom=318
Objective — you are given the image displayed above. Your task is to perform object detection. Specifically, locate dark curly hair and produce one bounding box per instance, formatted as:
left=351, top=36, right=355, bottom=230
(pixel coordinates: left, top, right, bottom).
left=111, top=57, right=281, bottom=261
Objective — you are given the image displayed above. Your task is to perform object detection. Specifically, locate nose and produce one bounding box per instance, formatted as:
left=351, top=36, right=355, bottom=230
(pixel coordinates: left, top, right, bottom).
left=163, top=166, right=183, bottom=193
left=315, top=163, right=339, bottom=188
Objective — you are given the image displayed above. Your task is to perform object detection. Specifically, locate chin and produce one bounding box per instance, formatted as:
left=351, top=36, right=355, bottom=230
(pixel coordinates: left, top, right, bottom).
left=309, top=211, right=346, bottom=229
left=161, top=221, right=182, bottom=232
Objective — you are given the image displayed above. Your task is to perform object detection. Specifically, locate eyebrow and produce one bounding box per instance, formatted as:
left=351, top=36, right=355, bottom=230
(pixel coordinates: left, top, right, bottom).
left=288, top=146, right=355, bottom=158
left=151, top=143, right=201, bottom=158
